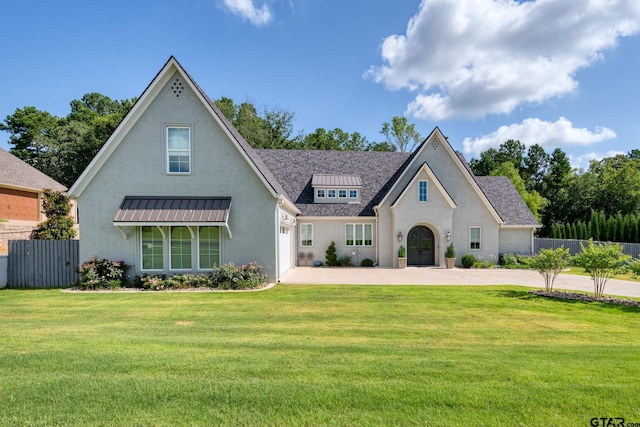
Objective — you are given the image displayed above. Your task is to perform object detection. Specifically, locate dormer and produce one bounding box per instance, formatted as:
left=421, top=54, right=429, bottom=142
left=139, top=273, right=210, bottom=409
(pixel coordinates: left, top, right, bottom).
left=312, top=174, right=362, bottom=204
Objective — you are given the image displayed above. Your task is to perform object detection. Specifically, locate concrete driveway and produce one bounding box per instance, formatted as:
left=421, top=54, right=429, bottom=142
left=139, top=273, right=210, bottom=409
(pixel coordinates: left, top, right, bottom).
left=280, top=266, right=640, bottom=298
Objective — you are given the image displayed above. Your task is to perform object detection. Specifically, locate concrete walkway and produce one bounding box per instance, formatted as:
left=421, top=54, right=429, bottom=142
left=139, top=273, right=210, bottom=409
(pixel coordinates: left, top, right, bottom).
left=280, top=266, right=640, bottom=298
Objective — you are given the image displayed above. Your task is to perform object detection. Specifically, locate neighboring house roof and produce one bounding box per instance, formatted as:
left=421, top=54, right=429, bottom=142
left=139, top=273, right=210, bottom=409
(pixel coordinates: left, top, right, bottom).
left=256, top=149, right=411, bottom=217
left=475, top=176, right=539, bottom=226
left=0, top=147, right=66, bottom=192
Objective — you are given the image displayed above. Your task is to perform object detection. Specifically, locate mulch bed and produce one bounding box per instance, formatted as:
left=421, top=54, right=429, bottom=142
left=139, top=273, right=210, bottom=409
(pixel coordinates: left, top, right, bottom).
left=530, top=290, right=640, bottom=308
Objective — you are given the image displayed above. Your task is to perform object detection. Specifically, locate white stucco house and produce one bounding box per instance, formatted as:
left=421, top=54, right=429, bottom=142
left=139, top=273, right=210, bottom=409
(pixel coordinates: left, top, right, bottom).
left=68, top=57, right=539, bottom=282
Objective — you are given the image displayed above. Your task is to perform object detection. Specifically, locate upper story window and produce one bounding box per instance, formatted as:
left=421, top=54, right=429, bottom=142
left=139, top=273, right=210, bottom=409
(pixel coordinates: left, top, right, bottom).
left=419, top=180, right=428, bottom=202
left=167, top=126, right=191, bottom=174
left=311, top=174, right=362, bottom=204
left=327, top=189, right=336, bottom=198
left=349, top=189, right=358, bottom=199
left=338, top=189, right=347, bottom=198
left=316, top=189, right=325, bottom=198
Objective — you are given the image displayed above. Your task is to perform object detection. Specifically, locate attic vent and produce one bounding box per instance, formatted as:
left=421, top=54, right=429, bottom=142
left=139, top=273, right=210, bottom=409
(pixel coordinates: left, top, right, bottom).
left=431, top=139, right=439, bottom=150
left=170, top=78, right=184, bottom=97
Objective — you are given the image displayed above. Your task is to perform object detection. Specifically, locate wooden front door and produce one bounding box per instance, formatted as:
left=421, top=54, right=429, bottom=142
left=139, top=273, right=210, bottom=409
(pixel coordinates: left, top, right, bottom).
left=407, top=226, right=435, bottom=266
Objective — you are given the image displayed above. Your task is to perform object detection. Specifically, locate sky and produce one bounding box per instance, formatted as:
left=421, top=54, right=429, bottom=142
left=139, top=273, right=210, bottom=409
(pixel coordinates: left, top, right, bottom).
left=1, top=0, right=639, bottom=169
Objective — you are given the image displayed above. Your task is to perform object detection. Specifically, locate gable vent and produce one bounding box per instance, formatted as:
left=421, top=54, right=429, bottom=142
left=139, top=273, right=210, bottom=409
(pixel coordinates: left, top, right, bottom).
left=431, top=139, right=439, bottom=150
left=170, top=78, right=184, bottom=97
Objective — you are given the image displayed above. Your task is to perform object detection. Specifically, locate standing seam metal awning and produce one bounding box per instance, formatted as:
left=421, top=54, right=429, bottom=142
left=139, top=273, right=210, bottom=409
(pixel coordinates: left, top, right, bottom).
left=113, top=196, right=232, bottom=238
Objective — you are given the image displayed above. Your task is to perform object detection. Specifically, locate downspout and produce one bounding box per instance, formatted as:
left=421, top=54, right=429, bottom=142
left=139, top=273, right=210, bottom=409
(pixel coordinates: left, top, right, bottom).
left=373, top=206, right=380, bottom=266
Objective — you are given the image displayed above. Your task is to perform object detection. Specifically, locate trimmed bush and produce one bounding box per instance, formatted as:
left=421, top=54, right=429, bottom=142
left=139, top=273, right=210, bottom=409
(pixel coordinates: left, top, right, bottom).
left=461, top=254, right=476, bottom=269
left=499, top=253, right=518, bottom=268
left=338, top=256, right=352, bottom=267
left=326, top=241, right=339, bottom=266
left=360, top=258, right=374, bottom=267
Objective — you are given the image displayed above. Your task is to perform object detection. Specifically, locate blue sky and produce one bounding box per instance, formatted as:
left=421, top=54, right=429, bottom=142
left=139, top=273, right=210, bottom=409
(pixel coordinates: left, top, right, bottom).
left=1, top=0, right=639, bottom=169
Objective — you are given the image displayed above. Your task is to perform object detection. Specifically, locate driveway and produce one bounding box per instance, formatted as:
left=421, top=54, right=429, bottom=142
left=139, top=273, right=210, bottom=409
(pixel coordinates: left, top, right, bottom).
left=279, top=267, right=640, bottom=298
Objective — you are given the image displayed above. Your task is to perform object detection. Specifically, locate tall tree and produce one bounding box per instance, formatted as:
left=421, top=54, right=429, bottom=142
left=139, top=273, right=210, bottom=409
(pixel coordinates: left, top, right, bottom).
left=380, top=116, right=421, bottom=153
left=490, top=162, right=546, bottom=221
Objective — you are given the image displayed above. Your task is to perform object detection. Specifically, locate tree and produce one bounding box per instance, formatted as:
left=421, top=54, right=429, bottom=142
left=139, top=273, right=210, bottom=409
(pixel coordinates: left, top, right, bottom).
left=32, top=190, right=76, bottom=240
left=366, top=141, right=396, bottom=152
left=380, top=116, right=421, bottom=153
left=573, top=240, right=631, bottom=298
left=490, top=162, right=546, bottom=221
left=524, top=144, right=549, bottom=192
left=0, top=106, right=61, bottom=163
left=529, top=247, right=571, bottom=292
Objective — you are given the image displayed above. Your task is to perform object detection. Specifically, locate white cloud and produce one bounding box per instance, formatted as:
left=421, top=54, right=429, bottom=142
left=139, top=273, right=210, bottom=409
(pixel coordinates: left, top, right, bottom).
left=366, top=0, right=640, bottom=120
left=462, top=117, right=616, bottom=156
left=569, top=150, right=625, bottom=171
left=221, top=0, right=273, bottom=26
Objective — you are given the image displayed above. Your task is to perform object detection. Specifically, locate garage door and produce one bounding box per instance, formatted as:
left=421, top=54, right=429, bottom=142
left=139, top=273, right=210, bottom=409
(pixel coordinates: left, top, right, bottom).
left=278, top=226, right=291, bottom=275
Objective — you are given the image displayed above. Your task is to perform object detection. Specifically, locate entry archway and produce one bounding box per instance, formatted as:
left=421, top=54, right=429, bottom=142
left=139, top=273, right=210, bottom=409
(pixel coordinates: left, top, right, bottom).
left=407, top=225, right=435, bottom=266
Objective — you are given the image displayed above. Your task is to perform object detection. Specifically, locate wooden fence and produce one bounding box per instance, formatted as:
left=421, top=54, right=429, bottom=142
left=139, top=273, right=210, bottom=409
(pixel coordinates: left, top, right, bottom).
left=534, top=238, right=640, bottom=258
left=8, top=240, right=79, bottom=288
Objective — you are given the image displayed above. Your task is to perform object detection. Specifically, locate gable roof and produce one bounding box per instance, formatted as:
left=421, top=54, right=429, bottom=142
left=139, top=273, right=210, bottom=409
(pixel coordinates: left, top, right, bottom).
left=67, top=57, right=297, bottom=213
left=0, top=148, right=66, bottom=192
left=256, top=149, right=411, bottom=217
left=474, top=176, right=540, bottom=226
left=391, top=162, right=457, bottom=209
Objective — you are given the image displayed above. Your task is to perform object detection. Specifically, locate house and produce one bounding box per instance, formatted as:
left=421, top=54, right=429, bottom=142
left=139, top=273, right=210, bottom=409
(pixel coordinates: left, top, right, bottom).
left=0, top=148, right=69, bottom=254
left=68, top=57, right=539, bottom=282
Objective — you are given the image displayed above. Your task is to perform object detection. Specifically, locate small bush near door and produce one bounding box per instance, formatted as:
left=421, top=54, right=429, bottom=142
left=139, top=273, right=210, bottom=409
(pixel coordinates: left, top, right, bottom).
left=360, top=258, right=374, bottom=267
left=461, top=254, right=476, bottom=268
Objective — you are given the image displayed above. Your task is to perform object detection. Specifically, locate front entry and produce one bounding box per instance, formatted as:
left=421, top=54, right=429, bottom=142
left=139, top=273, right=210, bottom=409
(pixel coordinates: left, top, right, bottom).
left=407, top=226, right=435, bottom=266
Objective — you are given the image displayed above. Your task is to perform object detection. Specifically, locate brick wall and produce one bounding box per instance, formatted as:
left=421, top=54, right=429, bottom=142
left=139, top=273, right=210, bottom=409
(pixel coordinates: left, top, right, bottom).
left=0, top=224, right=35, bottom=255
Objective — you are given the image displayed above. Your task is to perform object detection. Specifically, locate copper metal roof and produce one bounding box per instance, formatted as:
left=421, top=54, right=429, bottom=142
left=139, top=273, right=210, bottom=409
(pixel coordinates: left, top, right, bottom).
left=311, top=174, right=362, bottom=187
left=113, top=197, right=231, bottom=223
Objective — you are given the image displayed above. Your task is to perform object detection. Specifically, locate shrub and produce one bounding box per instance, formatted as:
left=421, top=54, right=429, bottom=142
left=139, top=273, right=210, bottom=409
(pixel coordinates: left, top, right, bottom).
left=461, top=254, right=476, bottom=268
left=573, top=240, right=631, bottom=297
left=76, top=257, right=130, bottom=290
left=338, top=256, right=352, bottom=267
left=398, top=245, right=406, bottom=258
left=33, top=189, right=76, bottom=240
left=326, top=241, right=339, bottom=266
left=499, top=253, right=518, bottom=268
left=529, top=247, right=571, bottom=292
left=360, top=258, right=374, bottom=267
left=445, top=243, right=456, bottom=258
left=212, top=262, right=266, bottom=290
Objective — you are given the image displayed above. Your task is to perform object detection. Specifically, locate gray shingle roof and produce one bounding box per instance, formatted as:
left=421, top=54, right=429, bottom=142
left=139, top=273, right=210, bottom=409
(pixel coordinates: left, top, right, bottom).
left=256, top=149, right=411, bottom=216
left=0, top=148, right=66, bottom=192
left=474, top=176, right=539, bottom=226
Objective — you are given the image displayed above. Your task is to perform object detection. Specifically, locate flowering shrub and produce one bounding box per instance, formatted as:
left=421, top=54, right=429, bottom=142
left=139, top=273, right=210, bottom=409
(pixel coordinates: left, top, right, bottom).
left=75, top=257, right=130, bottom=290
left=131, top=262, right=266, bottom=291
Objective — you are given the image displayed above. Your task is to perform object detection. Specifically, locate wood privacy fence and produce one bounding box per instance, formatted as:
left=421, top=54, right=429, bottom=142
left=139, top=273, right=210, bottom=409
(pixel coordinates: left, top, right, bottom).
left=8, top=240, right=79, bottom=288
left=534, top=238, right=640, bottom=259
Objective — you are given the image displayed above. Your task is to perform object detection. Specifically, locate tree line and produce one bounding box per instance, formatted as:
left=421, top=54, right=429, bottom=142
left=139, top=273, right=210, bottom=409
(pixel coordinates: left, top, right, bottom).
left=1, top=94, right=418, bottom=187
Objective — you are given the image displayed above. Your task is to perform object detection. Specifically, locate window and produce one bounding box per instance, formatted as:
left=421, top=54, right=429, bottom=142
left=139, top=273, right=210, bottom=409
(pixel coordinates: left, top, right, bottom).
left=349, top=189, right=358, bottom=199
left=199, top=226, right=220, bottom=269
left=419, top=180, right=428, bottom=202
left=346, top=224, right=373, bottom=246
left=338, top=189, right=347, bottom=198
left=171, top=226, right=192, bottom=270
left=301, top=224, right=313, bottom=246
left=470, top=227, right=481, bottom=250
left=316, top=189, right=325, bottom=198
left=167, top=126, right=190, bottom=173
left=327, top=189, right=336, bottom=198
left=141, top=226, right=164, bottom=270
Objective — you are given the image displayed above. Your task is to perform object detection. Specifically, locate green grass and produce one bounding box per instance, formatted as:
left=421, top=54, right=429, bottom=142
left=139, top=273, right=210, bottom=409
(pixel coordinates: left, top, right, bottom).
left=563, top=265, right=640, bottom=282
left=2, top=285, right=640, bottom=426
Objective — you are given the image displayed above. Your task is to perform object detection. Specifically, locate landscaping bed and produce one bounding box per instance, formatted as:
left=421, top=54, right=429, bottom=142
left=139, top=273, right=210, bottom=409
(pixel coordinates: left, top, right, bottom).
left=531, top=289, right=640, bottom=307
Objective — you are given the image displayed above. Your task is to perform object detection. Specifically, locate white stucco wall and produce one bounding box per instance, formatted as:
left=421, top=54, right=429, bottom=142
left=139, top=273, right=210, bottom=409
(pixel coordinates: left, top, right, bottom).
left=499, top=228, right=535, bottom=255
left=297, top=218, right=377, bottom=266
left=76, top=70, right=280, bottom=281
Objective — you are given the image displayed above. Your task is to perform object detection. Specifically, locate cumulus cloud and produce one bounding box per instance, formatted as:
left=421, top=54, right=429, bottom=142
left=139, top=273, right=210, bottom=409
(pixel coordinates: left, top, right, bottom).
left=366, top=0, right=640, bottom=120
left=221, top=0, right=273, bottom=26
left=462, top=117, right=616, bottom=156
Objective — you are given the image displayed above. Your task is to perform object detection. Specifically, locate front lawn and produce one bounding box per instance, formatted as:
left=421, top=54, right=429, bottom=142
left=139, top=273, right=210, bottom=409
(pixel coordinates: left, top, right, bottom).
left=1, top=285, right=639, bottom=426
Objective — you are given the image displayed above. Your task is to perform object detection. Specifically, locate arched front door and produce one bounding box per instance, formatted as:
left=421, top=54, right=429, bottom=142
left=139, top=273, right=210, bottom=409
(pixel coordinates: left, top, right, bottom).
left=407, top=226, right=435, bottom=266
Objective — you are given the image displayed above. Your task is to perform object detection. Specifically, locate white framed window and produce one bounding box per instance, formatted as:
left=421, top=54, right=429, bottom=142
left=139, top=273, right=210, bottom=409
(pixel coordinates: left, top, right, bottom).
left=349, top=189, right=358, bottom=198
left=419, top=180, right=428, bottom=202
left=170, top=226, right=192, bottom=270
left=327, top=189, right=336, bottom=198
left=345, top=224, right=373, bottom=246
left=470, top=227, right=481, bottom=250
left=198, top=226, right=220, bottom=269
left=338, top=189, right=347, bottom=198
left=301, top=223, right=313, bottom=246
left=316, top=189, right=326, bottom=198
left=141, top=226, right=164, bottom=270
left=167, top=126, right=191, bottom=174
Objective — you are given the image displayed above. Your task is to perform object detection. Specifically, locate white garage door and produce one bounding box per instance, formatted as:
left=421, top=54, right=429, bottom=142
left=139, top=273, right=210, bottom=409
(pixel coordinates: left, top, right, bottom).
left=278, top=226, right=291, bottom=275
